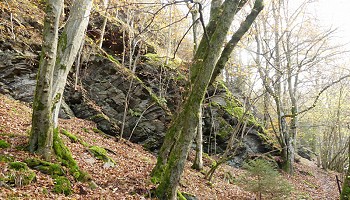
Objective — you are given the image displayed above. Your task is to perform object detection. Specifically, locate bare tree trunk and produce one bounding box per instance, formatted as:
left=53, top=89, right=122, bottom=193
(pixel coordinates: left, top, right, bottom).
left=51, top=0, right=93, bottom=128
left=29, top=0, right=63, bottom=160
left=98, top=0, right=109, bottom=48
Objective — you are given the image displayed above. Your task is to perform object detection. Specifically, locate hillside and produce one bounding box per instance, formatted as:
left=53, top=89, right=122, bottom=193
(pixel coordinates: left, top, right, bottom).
left=0, top=94, right=341, bottom=199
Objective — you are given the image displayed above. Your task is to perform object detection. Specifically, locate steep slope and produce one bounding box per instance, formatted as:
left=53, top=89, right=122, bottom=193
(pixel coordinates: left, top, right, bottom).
left=0, top=93, right=341, bottom=199
left=0, top=94, right=254, bottom=199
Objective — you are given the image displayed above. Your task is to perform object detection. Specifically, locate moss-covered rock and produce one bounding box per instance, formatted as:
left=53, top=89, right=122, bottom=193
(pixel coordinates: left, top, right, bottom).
left=88, top=146, right=115, bottom=164
left=53, top=176, right=72, bottom=196
left=5, top=161, right=36, bottom=187
left=6, top=169, right=36, bottom=187
left=0, top=139, right=10, bottom=148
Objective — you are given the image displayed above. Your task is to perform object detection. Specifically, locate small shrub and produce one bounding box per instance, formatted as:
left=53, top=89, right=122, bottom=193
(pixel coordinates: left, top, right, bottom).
left=239, top=159, right=292, bottom=200
left=0, top=140, right=10, bottom=148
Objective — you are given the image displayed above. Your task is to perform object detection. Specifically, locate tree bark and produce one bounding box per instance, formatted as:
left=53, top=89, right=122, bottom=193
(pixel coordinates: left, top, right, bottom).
left=152, top=0, right=264, bottom=199
left=29, top=0, right=63, bottom=160
left=192, top=104, right=203, bottom=170
left=51, top=0, right=93, bottom=128
left=341, top=139, right=350, bottom=199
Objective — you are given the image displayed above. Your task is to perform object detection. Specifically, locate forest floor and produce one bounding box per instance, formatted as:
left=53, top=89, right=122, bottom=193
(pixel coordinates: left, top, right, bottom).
left=0, top=94, right=341, bottom=199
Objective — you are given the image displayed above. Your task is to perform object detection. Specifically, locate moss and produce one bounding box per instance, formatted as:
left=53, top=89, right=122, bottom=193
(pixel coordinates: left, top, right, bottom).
left=58, top=32, right=67, bottom=50
left=53, top=128, right=77, bottom=167
left=92, top=127, right=104, bottom=134
left=15, top=144, right=28, bottom=151
left=36, top=101, right=45, bottom=111
left=7, top=169, right=36, bottom=186
left=53, top=176, right=72, bottom=196
left=0, top=155, right=14, bottom=162
left=88, top=146, right=115, bottom=163
left=61, top=129, right=78, bottom=143
left=25, top=158, right=65, bottom=176
left=53, top=128, right=91, bottom=182
left=89, top=113, right=109, bottom=121
left=0, top=139, right=10, bottom=148
left=216, top=118, right=234, bottom=140
left=9, top=161, right=28, bottom=171
left=177, top=191, right=187, bottom=200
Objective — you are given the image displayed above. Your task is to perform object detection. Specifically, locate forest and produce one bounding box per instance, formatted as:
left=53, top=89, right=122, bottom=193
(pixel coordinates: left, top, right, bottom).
left=0, top=0, right=349, bottom=199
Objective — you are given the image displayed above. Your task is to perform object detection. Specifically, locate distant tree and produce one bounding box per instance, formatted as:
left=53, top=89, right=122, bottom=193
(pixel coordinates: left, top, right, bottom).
left=151, top=0, right=264, bottom=199
left=29, top=0, right=93, bottom=160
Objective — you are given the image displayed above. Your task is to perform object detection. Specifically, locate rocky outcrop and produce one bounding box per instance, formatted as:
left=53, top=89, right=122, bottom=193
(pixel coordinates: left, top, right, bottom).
left=202, top=85, right=276, bottom=167
left=0, top=49, right=38, bottom=103
left=0, top=43, right=275, bottom=166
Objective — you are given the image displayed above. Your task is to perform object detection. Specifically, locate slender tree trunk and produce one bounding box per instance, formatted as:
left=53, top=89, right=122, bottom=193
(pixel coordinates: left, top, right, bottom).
left=51, top=0, right=93, bottom=128
left=188, top=2, right=203, bottom=171
left=192, top=104, right=203, bottom=170
left=29, top=0, right=63, bottom=160
left=340, top=139, right=350, bottom=199
left=99, top=0, right=109, bottom=48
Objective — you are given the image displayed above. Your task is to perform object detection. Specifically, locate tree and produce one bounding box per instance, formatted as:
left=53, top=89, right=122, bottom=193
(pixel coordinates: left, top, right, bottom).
left=29, top=0, right=93, bottom=159
left=253, top=0, right=343, bottom=174
left=29, top=0, right=63, bottom=159
left=151, top=0, right=264, bottom=199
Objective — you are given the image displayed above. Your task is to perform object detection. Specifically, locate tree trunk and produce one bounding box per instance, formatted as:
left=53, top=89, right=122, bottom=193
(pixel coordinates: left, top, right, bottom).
left=192, top=104, right=203, bottom=170
left=98, top=0, right=109, bottom=48
left=189, top=2, right=203, bottom=171
left=29, top=0, right=63, bottom=160
left=341, top=139, right=350, bottom=199
left=152, top=0, right=264, bottom=198
left=51, top=0, right=93, bottom=128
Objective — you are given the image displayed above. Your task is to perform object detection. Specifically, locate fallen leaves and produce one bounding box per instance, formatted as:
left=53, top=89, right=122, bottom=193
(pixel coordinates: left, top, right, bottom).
left=0, top=94, right=342, bottom=199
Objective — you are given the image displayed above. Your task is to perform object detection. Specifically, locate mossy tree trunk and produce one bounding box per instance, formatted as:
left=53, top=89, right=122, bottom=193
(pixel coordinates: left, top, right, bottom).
left=151, top=0, right=264, bottom=199
left=30, top=0, right=92, bottom=160
left=341, top=139, right=350, bottom=199
left=189, top=2, right=203, bottom=171
left=29, top=0, right=64, bottom=160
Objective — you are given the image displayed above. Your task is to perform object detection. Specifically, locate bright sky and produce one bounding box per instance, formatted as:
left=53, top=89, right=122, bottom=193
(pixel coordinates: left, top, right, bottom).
left=311, top=0, right=350, bottom=48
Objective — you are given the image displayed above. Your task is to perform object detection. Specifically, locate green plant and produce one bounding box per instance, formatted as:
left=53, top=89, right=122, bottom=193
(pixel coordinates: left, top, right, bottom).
left=0, top=140, right=10, bottom=148
left=239, top=159, right=292, bottom=200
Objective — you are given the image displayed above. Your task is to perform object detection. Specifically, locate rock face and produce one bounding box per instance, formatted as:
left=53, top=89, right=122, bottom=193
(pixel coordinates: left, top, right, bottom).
left=0, top=41, right=275, bottom=166
left=0, top=49, right=38, bottom=102
left=63, top=56, right=183, bottom=151
left=202, top=85, right=275, bottom=167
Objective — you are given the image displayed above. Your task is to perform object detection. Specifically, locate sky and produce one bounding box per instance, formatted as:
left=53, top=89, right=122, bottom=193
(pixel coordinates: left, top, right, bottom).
left=310, top=0, right=350, bottom=48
